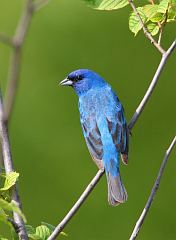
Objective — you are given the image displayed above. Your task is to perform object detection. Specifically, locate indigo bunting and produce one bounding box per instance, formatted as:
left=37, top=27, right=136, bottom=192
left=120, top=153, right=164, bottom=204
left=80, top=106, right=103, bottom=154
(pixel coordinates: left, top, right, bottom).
left=60, top=69, right=129, bottom=206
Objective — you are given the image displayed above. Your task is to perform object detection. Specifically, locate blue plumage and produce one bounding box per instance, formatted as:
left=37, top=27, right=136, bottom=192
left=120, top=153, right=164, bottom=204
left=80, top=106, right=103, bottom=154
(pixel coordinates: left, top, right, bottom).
left=60, top=69, right=129, bottom=206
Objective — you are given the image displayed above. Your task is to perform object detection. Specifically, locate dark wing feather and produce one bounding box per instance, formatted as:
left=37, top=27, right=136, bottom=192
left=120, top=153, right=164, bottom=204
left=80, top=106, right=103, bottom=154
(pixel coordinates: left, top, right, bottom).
left=106, top=107, right=129, bottom=165
left=81, top=119, right=104, bottom=169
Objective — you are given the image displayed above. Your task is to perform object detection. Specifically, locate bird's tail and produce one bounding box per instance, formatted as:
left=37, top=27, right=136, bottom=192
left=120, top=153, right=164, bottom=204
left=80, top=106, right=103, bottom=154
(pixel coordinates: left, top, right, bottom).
left=106, top=172, right=127, bottom=206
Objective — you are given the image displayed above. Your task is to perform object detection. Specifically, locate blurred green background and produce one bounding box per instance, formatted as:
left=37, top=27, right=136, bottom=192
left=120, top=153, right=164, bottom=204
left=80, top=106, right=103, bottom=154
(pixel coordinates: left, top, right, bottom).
left=0, top=0, right=176, bottom=239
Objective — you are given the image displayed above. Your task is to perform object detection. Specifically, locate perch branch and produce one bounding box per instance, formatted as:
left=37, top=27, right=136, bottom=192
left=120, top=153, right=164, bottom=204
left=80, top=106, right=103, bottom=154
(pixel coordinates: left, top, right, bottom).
left=47, top=39, right=176, bottom=240
left=129, top=136, right=176, bottom=240
left=3, top=0, right=34, bottom=122
left=128, top=0, right=166, bottom=54
left=0, top=92, right=28, bottom=240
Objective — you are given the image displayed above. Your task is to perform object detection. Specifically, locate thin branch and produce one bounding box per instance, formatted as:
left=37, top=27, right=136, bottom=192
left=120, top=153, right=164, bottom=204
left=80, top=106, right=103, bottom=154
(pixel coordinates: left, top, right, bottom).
left=0, top=92, right=28, bottom=240
left=129, top=136, right=176, bottom=240
left=128, top=0, right=166, bottom=55
left=128, top=39, right=176, bottom=131
left=3, top=0, right=34, bottom=122
left=47, top=39, right=176, bottom=240
left=158, top=9, right=169, bottom=46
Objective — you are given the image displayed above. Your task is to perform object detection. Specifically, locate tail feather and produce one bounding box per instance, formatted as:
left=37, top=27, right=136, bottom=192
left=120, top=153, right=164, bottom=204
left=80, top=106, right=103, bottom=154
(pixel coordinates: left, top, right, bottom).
left=107, top=173, right=127, bottom=206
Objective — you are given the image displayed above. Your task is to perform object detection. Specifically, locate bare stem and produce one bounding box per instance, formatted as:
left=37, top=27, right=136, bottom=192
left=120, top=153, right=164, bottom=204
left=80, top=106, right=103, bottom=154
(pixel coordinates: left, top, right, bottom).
left=3, top=0, right=34, bottom=122
left=128, top=40, right=176, bottom=131
left=47, top=39, right=176, bottom=240
left=0, top=92, right=28, bottom=240
left=128, top=0, right=166, bottom=54
left=129, top=136, right=176, bottom=240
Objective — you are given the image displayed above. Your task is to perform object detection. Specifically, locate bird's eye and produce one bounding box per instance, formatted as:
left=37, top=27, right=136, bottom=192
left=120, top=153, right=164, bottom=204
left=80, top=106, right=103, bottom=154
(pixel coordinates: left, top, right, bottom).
left=77, top=75, right=83, bottom=81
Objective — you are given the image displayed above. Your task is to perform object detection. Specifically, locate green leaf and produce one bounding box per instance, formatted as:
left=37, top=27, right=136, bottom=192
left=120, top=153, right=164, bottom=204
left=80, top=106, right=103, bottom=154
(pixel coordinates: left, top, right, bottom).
left=147, top=23, right=160, bottom=35
left=142, top=4, right=159, bottom=19
left=84, top=0, right=129, bottom=10
left=28, top=234, right=42, bottom=240
left=150, top=12, right=164, bottom=22
left=26, top=225, right=36, bottom=235
left=0, top=198, right=26, bottom=223
left=41, top=222, right=67, bottom=237
left=0, top=208, right=8, bottom=223
left=167, top=8, right=176, bottom=21
left=129, top=7, right=147, bottom=35
left=167, top=1, right=176, bottom=21
left=35, top=226, right=50, bottom=240
left=41, top=222, right=55, bottom=232
left=0, top=172, right=19, bottom=191
left=158, top=0, right=169, bottom=13
left=60, top=232, right=68, bottom=237
left=0, top=236, right=8, bottom=240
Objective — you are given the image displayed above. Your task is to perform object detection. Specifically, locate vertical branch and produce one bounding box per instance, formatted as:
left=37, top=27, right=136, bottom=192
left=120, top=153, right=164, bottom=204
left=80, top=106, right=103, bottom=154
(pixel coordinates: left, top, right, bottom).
left=0, top=92, right=28, bottom=240
left=129, top=136, right=176, bottom=240
left=0, top=0, right=50, bottom=238
left=4, top=0, right=34, bottom=122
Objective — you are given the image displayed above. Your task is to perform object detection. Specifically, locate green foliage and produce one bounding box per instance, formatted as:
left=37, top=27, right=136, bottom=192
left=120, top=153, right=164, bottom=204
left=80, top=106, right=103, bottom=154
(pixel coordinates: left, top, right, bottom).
left=129, top=7, right=147, bottom=36
left=0, top=236, right=8, bottom=240
left=26, top=222, right=67, bottom=240
left=147, top=23, right=160, bottom=35
left=0, top=172, right=19, bottom=191
left=0, top=171, right=66, bottom=239
left=0, top=171, right=26, bottom=239
left=84, top=0, right=176, bottom=39
left=84, top=0, right=129, bottom=10
left=0, top=198, right=26, bottom=222
left=129, top=0, right=176, bottom=36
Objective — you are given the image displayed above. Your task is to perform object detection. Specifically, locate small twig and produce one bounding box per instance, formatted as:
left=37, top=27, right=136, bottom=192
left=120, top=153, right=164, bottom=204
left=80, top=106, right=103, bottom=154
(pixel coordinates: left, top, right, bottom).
left=128, top=40, right=176, bottom=131
left=0, top=92, right=28, bottom=240
left=0, top=33, right=14, bottom=47
left=149, top=0, right=162, bottom=45
left=128, top=0, right=166, bottom=54
left=158, top=9, right=169, bottom=45
left=129, top=136, right=176, bottom=240
left=47, top=170, right=104, bottom=240
left=47, top=39, right=176, bottom=240
left=3, top=0, right=34, bottom=122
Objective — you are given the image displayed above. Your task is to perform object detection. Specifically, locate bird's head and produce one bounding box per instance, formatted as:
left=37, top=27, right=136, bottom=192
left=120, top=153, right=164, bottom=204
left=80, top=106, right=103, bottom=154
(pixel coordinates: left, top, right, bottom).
left=59, top=69, right=106, bottom=96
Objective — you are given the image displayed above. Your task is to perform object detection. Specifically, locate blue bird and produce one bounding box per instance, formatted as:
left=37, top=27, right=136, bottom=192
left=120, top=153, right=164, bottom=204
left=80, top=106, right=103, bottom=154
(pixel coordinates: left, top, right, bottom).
left=60, top=69, right=129, bottom=206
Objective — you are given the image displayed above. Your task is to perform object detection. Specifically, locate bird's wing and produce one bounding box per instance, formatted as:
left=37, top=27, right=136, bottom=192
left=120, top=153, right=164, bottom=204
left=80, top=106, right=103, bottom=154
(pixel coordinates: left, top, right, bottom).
left=81, top=116, right=104, bottom=170
left=106, top=103, right=129, bottom=165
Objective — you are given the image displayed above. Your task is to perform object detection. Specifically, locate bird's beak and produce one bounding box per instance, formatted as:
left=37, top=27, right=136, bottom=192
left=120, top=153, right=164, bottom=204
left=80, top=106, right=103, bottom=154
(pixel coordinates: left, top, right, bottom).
left=59, top=78, right=73, bottom=86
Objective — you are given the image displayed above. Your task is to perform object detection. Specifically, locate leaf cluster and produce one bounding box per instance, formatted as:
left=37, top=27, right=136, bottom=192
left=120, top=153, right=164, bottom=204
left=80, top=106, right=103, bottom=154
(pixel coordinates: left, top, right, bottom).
left=0, top=172, right=66, bottom=239
left=26, top=222, right=67, bottom=240
left=0, top=171, right=25, bottom=239
left=84, top=0, right=176, bottom=39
